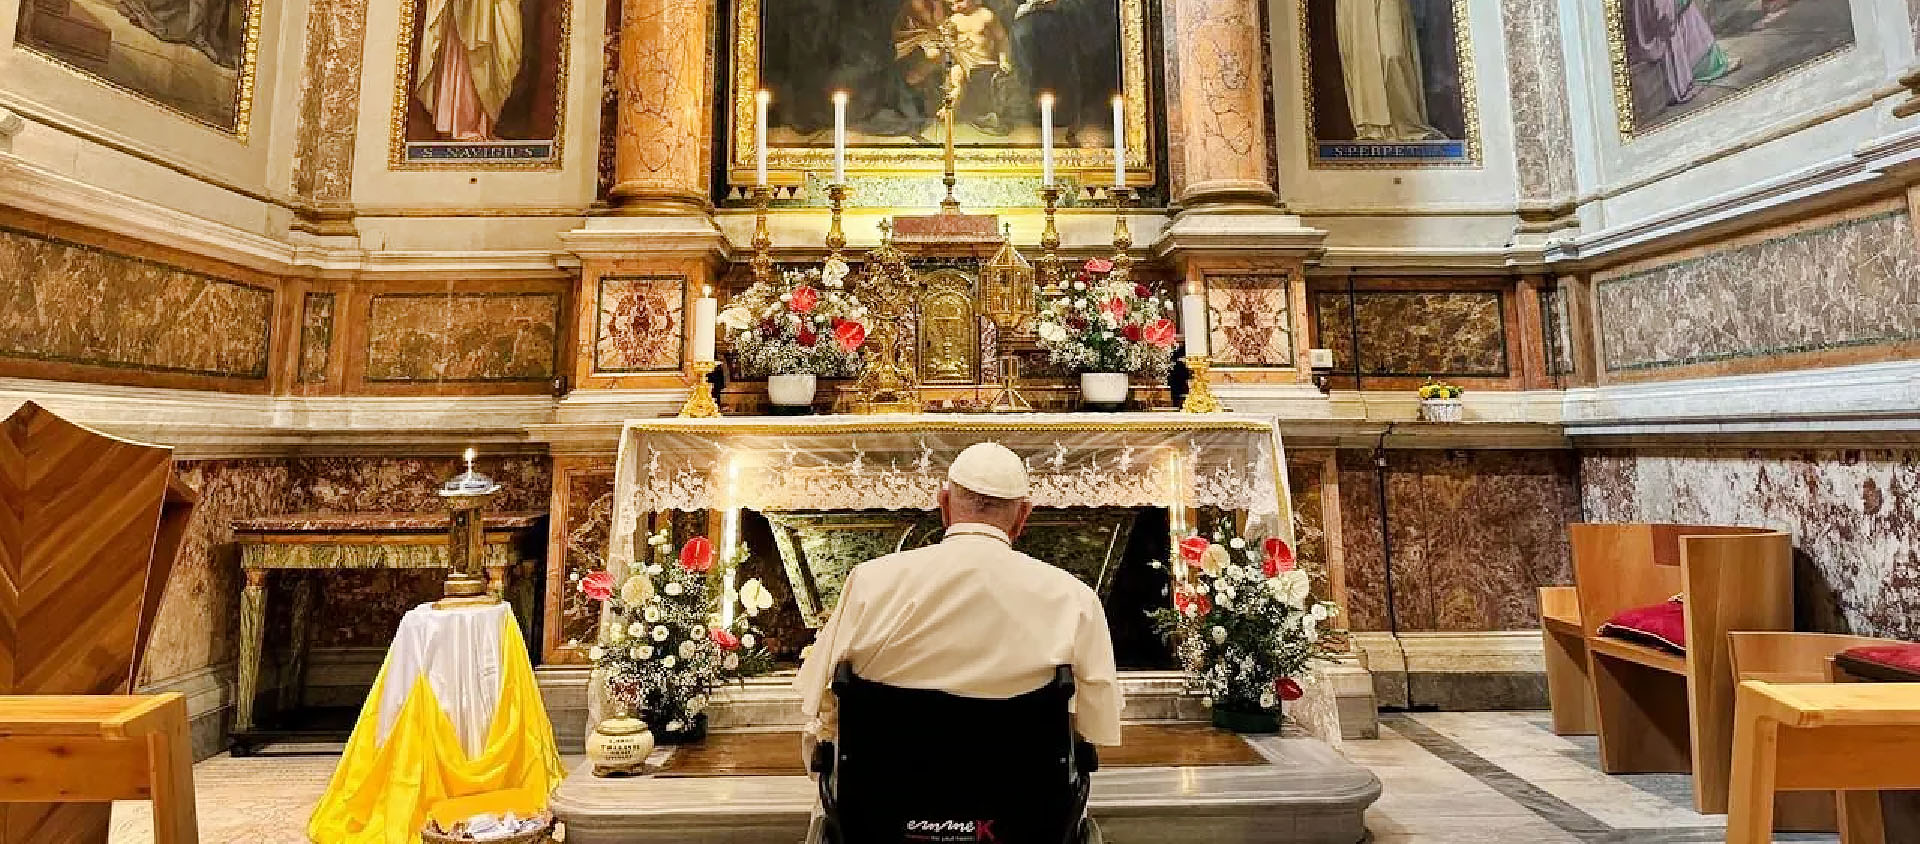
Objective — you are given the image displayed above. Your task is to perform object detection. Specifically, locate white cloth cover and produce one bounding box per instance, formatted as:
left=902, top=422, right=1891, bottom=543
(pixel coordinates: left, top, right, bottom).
left=375, top=602, right=510, bottom=758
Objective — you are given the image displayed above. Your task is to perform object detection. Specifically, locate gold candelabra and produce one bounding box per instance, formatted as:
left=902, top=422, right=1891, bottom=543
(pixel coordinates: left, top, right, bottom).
left=1110, top=186, right=1133, bottom=279
left=825, top=183, right=848, bottom=257
left=678, top=359, right=722, bottom=418
left=1038, top=184, right=1063, bottom=296
left=1181, top=355, right=1225, bottom=413
left=749, top=185, right=774, bottom=282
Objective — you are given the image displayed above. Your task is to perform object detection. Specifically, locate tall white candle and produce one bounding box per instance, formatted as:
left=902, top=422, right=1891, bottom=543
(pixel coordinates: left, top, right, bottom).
left=1039, top=92, right=1055, bottom=187
left=1111, top=95, right=1125, bottom=189
left=692, top=286, right=718, bottom=362
left=754, top=89, right=770, bottom=186
left=832, top=91, right=848, bottom=184
left=1181, top=293, right=1209, bottom=357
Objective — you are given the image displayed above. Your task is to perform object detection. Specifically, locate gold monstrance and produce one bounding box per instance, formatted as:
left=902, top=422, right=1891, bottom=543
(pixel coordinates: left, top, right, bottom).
left=983, top=224, right=1037, bottom=411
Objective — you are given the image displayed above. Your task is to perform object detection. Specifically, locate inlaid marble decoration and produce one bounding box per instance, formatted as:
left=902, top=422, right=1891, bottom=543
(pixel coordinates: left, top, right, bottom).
left=364, top=292, right=561, bottom=382
left=1287, top=460, right=1327, bottom=597
left=1315, top=290, right=1507, bottom=377
left=0, top=227, right=274, bottom=379
left=289, top=0, right=368, bottom=206
left=1499, top=0, right=1576, bottom=202
left=1339, top=450, right=1580, bottom=632
left=1596, top=209, right=1920, bottom=375
left=594, top=275, right=684, bottom=373
left=1582, top=449, right=1920, bottom=640
left=1208, top=275, right=1294, bottom=367
left=558, top=466, right=615, bottom=658
left=1540, top=284, right=1573, bottom=377
left=298, top=293, right=334, bottom=383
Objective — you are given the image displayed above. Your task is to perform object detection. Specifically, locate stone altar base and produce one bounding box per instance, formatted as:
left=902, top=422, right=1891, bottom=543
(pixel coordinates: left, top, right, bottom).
left=551, top=730, right=1381, bottom=844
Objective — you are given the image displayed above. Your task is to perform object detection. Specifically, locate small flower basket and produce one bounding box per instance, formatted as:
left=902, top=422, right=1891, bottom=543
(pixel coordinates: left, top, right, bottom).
left=1417, top=379, right=1464, bottom=423
left=718, top=257, right=870, bottom=411
left=1149, top=530, right=1341, bottom=733
left=1035, top=258, right=1178, bottom=409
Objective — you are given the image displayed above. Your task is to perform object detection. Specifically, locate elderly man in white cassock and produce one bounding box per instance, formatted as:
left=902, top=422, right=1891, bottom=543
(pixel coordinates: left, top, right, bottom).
left=795, top=441, right=1124, bottom=829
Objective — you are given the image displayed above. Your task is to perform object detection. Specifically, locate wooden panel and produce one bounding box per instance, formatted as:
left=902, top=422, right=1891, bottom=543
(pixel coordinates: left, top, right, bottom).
left=1681, top=530, right=1794, bottom=816
left=0, top=736, right=149, bottom=800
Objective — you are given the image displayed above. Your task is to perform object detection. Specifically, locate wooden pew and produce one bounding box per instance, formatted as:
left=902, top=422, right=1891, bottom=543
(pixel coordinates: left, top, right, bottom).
left=1538, top=585, right=1594, bottom=735
left=1727, top=681, right=1920, bottom=844
left=1569, top=523, right=1794, bottom=816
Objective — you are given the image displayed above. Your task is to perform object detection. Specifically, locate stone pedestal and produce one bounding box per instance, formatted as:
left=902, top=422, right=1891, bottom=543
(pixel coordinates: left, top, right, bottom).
left=559, top=217, right=731, bottom=394
left=1152, top=214, right=1327, bottom=386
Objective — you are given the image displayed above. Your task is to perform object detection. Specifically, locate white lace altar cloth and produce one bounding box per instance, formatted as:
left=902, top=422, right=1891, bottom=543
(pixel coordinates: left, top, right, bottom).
left=607, top=413, right=1293, bottom=574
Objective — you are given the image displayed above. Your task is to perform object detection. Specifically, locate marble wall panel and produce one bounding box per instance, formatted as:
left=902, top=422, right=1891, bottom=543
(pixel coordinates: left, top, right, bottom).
left=288, top=0, right=368, bottom=207
left=1581, top=449, right=1920, bottom=640
left=1540, top=284, right=1573, bottom=377
left=1596, top=209, right=1920, bottom=376
left=1208, top=274, right=1294, bottom=367
left=363, top=292, right=562, bottom=382
left=1315, top=290, right=1508, bottom=377
left=141, top=460, right=297, bottom=686
left=1287, top=460, right=1327, bottom=592
left=557, top=466, right=616, bottom=655
left=0, top=227, right=274, bottom=379
left=1499, top=0, right=1576, bottom=204
left=298, top=293, right=335, bottom=383
left=594, top=275, right=684, bottom=372
left=1339, top=450, right=1580, bottom=632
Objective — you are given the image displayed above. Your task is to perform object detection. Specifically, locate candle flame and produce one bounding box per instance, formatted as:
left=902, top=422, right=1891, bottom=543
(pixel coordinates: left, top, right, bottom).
left=1038, top=91, right=1054, bottom=107
left=832, top=90, right=849, bottom=105
left=755, top=89, right=770, bottom=105
left=703, top=284, right=713, bottom=297
left=463, top=447, right=476, bottom=463
left=1112, top=94, right=1123, bottom=106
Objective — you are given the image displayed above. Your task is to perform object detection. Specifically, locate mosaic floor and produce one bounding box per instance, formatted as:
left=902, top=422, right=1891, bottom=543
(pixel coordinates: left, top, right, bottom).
left=107, top=711, right=1843, bottom=843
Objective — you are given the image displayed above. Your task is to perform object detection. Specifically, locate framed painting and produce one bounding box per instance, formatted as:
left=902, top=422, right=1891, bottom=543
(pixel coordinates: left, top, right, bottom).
left=390, top=0, right=574, bottom=168
left=1300, top=0, right=1479, bottom=168
left=13, top=0, right=263, bottom=137
left=1605, top=0, right=1855, bottom=138
left=728, top=0, right=1152, bottom=183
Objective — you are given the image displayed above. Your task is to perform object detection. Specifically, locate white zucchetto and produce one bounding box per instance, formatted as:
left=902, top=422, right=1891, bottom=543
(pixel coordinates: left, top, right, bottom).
left=947, top=441, right=1030, bottom=500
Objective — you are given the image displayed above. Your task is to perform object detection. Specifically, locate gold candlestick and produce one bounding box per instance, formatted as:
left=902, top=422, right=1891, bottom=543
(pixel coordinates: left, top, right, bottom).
left=1181, top=354, right=1225, bottom=413
left=1110, top=187, right=1133, bottom=279
left=1038, top=184, right=1063, bottom=296
left=825, top=183, right=848, bottom=257
left=749, top=185, right=774, bottom=283
left=678, top=360, right=722, bottom=418
left=436, top=448, right=501, bottom=608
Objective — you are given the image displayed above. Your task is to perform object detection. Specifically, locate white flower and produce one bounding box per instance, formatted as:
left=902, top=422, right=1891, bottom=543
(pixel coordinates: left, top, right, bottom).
left=646, top=564, right=663, bottom=575
left=1200, top=696, right=1214, bottom=708
left=666, top=719, right=684, bottom=732
left=1229, top=537, right=1246, bottom=550
left=634, top=645, right=653, bottom=660
left=1260, top=690, right=1278, bottom=709
left=822, top=256, right=850, bottom=288
left=588, top=645, right=606, bottom=661
left=1193, top=581, right=1210, bottom=595
left=1210, top=625, right=1228, bottom=644
left=664, top=582, right=684, bottom=597
left=1036, top=322, right=1068, bottom=343
left=620, top=575, right=652, bottom=605
left=718, top=306, right=754, bottom=330
left=606, top=625, right=627, bottom=644
left=678, top=640, right=698, bottom=660
left=643, top=605, right=663, bottom=623
left=646, top=532, right=669, bottom=547
left=688, top=696, right=708, bottom=715
left=1268, top=569, right=1311, bottom=609
left=1310, top=603, right=1331, bottom=621
left=1302, top=614, right=1319, bottom=641
left=651, top=625, right=670, bottom=641
left=741, top=633, right=757, bottom=649
left=724, top=653, right=740, bottom=670
left=661, top=655, right=677, bottom=669
left=627, top=622, right=647, bottom=638
left=739, top=578, right=774, bottom=616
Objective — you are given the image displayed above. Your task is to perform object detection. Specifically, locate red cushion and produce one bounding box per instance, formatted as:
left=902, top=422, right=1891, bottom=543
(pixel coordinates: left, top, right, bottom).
left=1598, top=599, right=1686, bottom=653
left=1842, top=643, right=1920, bottom=674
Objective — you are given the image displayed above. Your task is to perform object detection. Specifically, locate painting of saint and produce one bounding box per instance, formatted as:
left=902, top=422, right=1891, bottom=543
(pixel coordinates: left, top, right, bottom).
left=748, top=0, right=1144, bottom=173
left=395, top=0, right=570, bottom=166
left=1609, top=0, right=1854, bottom=136
left=1303, top=0, right=1475, bottom=166
left=13, top=0, right=259, bottom=133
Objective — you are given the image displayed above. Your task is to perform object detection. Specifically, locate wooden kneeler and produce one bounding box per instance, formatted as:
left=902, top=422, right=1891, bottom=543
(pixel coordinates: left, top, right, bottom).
left=0, top=695, right=197, bottom=844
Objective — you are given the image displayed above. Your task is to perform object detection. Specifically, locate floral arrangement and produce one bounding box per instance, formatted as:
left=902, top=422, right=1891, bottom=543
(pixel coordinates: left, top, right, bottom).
left=1149, top=529, right=1340, bottom=718
left=718, top=258, right=870, bottom=377
left=578, top=530, right=775, bottom=738
left=1417, top=378, right=1464, bottom=400
left=1034, top=258, right=1178, bottom=377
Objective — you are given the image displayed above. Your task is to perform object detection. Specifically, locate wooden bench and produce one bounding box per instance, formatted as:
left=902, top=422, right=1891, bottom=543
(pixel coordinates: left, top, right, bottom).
left=1727, top=681, right=1920, bottom=844
left=1567, top=523, right=1794, bottom=815
left=0, top=694, right=198, bottom=844
left=1538, top=585, right=1593, bottom=735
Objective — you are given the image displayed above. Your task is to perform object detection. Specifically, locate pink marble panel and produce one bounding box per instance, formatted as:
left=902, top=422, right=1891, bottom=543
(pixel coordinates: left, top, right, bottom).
left=594, top=275, right=684, bottom=372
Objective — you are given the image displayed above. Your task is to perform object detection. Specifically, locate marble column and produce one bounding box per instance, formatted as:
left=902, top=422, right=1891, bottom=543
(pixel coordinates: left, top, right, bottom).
left=609, top=0, right=714, bottom=213
left=1500, top=0, right=1578, bottom=232
left=1165, top=0, right=1278, bottom=209
left=289, top=0, right=369, bottom=236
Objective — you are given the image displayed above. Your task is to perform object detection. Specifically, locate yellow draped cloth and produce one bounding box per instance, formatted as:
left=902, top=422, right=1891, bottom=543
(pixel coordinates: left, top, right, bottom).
left=308, top=604, right=564, bottom=844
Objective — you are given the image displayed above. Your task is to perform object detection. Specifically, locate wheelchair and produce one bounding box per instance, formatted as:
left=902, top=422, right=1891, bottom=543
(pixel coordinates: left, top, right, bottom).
left=812, top=661, right=1099, bottom=844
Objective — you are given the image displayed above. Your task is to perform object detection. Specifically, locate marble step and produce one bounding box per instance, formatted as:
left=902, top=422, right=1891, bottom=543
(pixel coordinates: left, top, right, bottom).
left=705, top=670, right=1210, bottom=728
left=552, top=732, right=1381, bottom=844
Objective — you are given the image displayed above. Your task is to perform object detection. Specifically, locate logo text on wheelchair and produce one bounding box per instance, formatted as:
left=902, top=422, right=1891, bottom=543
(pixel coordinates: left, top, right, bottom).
left=904, top=818, right=997, bottom=842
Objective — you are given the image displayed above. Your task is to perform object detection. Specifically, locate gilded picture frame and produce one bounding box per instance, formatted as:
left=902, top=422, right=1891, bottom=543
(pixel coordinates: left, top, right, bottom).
left=727, top=0, right=1153, bottom=184
left=1298, top=0, right=1480, bottom=169
left=387, top=0, right=575, bottom=170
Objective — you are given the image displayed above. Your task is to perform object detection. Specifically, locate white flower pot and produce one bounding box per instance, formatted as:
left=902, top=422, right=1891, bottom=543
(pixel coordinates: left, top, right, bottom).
left=1080, top=372, right=1130, bottom=405
left=767, top=373, right=818, bottom=407
left=1419, top=398, right=1463, bottom=423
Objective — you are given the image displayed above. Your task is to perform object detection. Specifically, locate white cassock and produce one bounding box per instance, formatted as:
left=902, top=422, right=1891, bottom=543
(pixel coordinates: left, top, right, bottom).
left=795, top=522, right=1125, bottom=764
left=1333, top=0, right=1442, bottom=142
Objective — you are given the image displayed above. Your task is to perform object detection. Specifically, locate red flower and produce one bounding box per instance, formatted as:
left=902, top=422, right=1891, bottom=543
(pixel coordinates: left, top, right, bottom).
left=796, top=329, right=818, bottom=347
left=1122, top=324, right=1143, bottom=342
left=579, top=570, right=614, bottom=602
left=833, top=318, right=867, bottom=352
left=679, top=536, right=715, bottom=572
left=1133, top=283, right=1151, bottom=299
left=711, top=629, right=741, bottom=651
left=1275, top=677, right=1303, bottom=702
left=1067, top=316, right=1088, bottom=331
left=789, top=285, right=819, bottom=314
left=1173, top=587, right=1212, bottom=617
left=1143, top=318, right=1176, bottom=348
left=1083, top=257, right=1114, bottom=274
left=1262, top=538, right=1295, bottom=577
left=1100, top=297, right=1128, bottom=322
left=1178, top=535, right=1210, bottom=563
